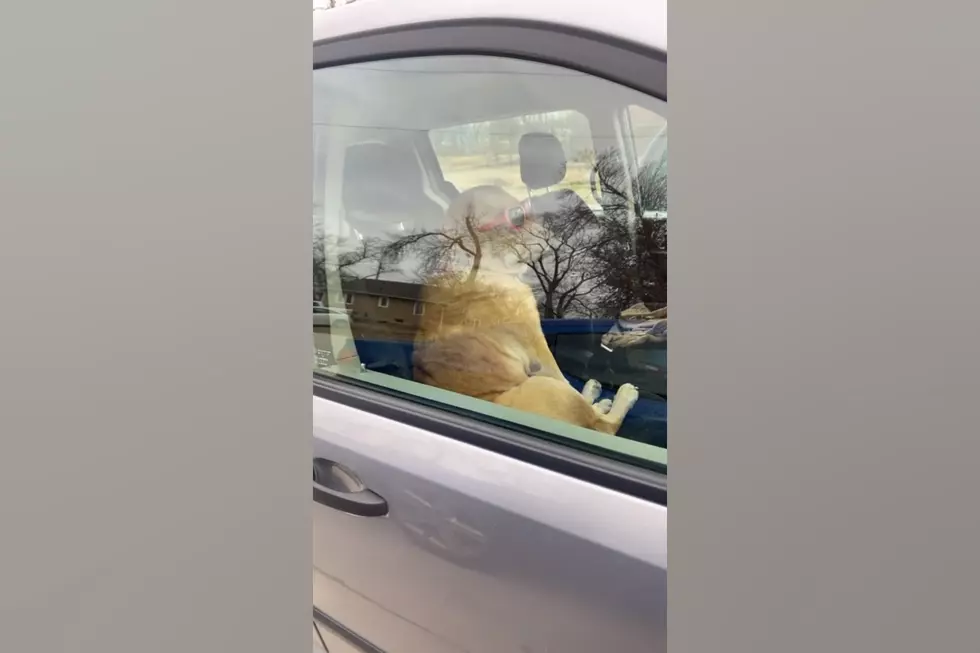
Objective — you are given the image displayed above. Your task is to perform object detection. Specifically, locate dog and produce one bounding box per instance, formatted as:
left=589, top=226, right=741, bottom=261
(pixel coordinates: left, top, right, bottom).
left=412, top=185, right=638, bottom=435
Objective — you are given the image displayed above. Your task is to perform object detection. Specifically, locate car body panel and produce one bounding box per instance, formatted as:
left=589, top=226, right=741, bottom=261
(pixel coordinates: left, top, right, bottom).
left=313, top=393, right=666, bottom=653
left=311, top=3, right=668, bottom=651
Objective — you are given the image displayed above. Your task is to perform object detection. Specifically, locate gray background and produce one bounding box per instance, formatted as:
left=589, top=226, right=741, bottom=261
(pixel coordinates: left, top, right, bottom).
left=0, top=1, right=310, bottom=652
left=4, top=0, right=980, bottom=652
left=671, top=1, right=980, bottom=652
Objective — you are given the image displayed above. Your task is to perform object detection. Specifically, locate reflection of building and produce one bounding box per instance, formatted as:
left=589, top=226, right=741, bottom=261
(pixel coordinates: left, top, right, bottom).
left=336, top=279, right=443, bottom=341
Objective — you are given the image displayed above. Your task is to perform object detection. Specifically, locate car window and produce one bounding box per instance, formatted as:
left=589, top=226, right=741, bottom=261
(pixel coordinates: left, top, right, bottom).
left=628, top=105, right=668, bottom=219
left=430, top=110, right=599, bottom=209
left=629, top=105, right=667, bottom=161
left=313, top=55, right=667, bottom=466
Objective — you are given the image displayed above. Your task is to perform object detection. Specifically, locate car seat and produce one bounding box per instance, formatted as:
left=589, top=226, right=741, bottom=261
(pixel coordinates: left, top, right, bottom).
left=518, top=132, right=599, bottom=227
left=342, top=141, right=447, bottom=239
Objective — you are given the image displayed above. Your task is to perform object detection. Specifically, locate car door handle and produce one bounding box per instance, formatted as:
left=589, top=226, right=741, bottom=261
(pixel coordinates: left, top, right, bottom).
left=313, top=458, right=388, bottom=517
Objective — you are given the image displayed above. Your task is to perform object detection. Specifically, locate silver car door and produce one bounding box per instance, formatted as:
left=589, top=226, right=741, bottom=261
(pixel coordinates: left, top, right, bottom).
left=312, top=382, right=666, bottom=653
left=312, top=22, right=668, bottom=653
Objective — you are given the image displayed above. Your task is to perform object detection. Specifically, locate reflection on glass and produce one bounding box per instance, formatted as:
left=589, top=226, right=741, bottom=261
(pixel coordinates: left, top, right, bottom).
left=313, top=55, right=668, bottom=455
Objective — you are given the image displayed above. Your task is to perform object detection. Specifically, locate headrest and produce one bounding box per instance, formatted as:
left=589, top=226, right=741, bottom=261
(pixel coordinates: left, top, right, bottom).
left=342, top=142, right=424, bottom=214
left=519, top=132, right=567, bottom=190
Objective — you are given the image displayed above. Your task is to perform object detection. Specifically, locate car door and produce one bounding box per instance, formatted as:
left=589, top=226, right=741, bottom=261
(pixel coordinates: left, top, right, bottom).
left=312, top=19, right=668, bottom=653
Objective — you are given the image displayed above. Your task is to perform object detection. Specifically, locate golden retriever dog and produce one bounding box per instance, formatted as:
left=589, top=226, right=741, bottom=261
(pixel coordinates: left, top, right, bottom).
left=412, top=185, right=638, bottom=435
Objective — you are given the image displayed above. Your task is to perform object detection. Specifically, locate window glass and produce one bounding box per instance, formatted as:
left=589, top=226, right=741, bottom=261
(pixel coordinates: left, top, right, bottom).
left=628, top=105, right=668, bottom=218
left=629, top=105, right=667, bottom=160
left=430, top=111, right=598, bottom=208
left=313, top=56, right=667, bottom=466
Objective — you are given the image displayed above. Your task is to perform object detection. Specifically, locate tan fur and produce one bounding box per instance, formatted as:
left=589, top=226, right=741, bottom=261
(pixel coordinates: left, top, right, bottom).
left=413, top=185, right=638, bottom=435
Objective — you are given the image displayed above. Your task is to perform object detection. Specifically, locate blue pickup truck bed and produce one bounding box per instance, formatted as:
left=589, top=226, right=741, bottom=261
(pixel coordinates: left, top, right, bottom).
left=353, top=317, right=667, bottom=448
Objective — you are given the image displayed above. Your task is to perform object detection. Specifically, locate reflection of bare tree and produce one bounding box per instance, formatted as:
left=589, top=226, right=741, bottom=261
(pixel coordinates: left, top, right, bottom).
left=519, top=201, right=615, bottom=318
left=524, top=147, right=667, bottom=318
left=320, top=146, right=669, bottom=319
left=589, top=218, right=666, bottom=317
left=363, top=204, right=611, bottom=318
left=637, top=157, right=668, bottom=217
left=378, top=212, right=497, bottom=286
left=340, top=236, right=397, bottom=280
left=313, top=227, right=328, bottom=301
left=313, top=231, right=396, bottom=301
left=590, top=147, right=668, bottom=219
left=379, top=231, right=460, bottom=281
left=586, top=149, right=669, bottom=316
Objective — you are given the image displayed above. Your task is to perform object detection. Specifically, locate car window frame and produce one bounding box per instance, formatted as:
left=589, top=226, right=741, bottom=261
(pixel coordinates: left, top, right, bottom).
left=312, top=17, right=668, bottom=504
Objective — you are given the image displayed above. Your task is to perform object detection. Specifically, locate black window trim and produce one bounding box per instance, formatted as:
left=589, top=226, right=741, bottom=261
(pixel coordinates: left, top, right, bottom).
left=314, top=606, right=382, bottom=653
left=313, top=18, right=666, bottom=102
left=312, top=17, right=667, bottom=506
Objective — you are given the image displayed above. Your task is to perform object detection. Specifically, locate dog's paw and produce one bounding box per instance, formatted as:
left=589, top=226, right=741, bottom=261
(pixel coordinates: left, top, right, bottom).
left=593, top=398, right=613, bottom=415
left=582, top=379, right=602, bottom=403
left=612, top=383, right=640, bottom=413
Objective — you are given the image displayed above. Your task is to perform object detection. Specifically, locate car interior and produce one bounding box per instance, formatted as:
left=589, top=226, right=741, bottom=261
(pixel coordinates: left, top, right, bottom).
left=313, top=56, right=668, bottom=449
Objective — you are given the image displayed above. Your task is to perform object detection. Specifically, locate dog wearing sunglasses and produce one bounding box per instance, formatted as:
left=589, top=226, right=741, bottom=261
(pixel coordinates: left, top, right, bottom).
left=412, top=185, right=638, bottom=435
